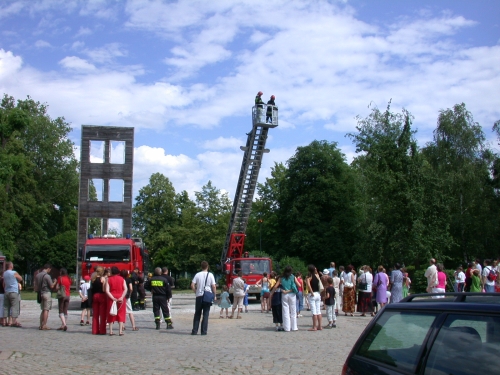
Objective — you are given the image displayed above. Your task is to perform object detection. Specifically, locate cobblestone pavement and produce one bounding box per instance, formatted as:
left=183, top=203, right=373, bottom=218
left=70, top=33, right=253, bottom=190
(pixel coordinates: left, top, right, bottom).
left=0, top=295, right=371, bottom=375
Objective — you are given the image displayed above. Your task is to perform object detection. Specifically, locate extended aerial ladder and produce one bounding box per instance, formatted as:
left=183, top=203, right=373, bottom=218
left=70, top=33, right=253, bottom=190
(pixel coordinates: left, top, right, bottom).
left=220, top=104, right=278, bottom=266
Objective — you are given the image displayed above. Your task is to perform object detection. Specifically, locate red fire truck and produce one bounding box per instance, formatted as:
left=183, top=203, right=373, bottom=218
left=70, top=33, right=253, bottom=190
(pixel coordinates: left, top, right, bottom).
left=220, top=103, right=278, bottom=299
left=79, top=235, right=148, bottom=278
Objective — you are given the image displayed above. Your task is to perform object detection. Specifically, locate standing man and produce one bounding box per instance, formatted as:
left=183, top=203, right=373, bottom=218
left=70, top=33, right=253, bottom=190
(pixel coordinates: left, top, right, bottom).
left=3, top=262, right=23, bottom=327
left=255, top=91, right=264, bottom=120
left=130, top=267, right=139, bottom=311
left=145, top=267, right=173, bottom=330
left=161, top=267, right=175, bottom=317
left=482, top=259, right=496, bottom=293
left=328, top=262, right=336, bottom=278
left=424, top=258, right=437, bottom=293
left=35, top=263, right=56, bottom=330
left=191, top=261, right=216, bottom=336
left=266, top=95, right=276, bottom=123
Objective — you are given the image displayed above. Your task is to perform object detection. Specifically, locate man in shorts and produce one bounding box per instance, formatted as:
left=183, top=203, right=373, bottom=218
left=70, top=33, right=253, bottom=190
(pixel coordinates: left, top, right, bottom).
left=35, top=264, right=56, bottom=330
left=3, top=262, right=23, bottom=327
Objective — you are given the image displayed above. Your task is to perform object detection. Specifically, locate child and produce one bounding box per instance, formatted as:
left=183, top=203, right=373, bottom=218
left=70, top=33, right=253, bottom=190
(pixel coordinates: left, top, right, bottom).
left=79, top=276, right=91, bottom=326
left=470, top=269, right=482, bottom=292
left=243, top=283, right=250, bottom=313
left=219, top=285, right=231, bottom=318
left=324, top=277, right=337, bottom=328
left=269, top=276, right=284, bottom=331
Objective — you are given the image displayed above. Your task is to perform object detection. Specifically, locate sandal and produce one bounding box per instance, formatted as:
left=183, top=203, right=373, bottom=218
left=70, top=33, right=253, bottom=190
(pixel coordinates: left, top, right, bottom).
left=109, top=333, right=115, bottom=336
left=236, top=316, right=242, bottom=319
left=11, top=323, right=22, bottom=328
left=119, top=332, right=124, bottom=336
left=132, top=327, right=139, bottom=331
left=219, top=316, right=224, bottom=319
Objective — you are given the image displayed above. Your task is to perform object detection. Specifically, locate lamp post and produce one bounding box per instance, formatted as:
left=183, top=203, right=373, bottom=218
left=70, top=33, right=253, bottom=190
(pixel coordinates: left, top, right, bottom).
left=258, top=218, right=263, bottom=252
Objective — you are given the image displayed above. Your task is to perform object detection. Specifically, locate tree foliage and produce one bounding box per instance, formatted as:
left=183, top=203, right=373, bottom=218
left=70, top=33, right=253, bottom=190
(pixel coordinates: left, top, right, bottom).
left=0, top=95, right=79, bottom=273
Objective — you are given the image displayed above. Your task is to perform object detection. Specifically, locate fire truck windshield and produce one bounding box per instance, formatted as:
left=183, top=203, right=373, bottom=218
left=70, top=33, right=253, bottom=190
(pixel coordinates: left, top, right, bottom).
left=233, top=260, right=270, bottom=275
left=85, top=245, right=131, bottom=262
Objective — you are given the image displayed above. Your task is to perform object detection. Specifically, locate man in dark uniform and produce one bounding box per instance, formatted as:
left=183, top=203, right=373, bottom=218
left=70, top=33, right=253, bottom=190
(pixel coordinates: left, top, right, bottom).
left=137, top=271, right=146, bottom=310
left=161, top=267, right=175, bottom=318
left=266, top=95, right=276, bottom=123
left=130, top=267, right=139, bottom=311
left=145, top=267, right=173, bottom=330
left=255, top=91, right=264, bottom=121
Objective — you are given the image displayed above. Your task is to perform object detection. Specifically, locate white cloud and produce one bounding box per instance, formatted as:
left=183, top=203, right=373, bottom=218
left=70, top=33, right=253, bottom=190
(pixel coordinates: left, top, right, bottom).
left=59, top=56, right=96, bottom=71
left=83, top=43, right=128, bottom=64
left=75, top=27, right=92, bottom=38
left=34, top=39, right=52, bottom=48
left=201, top=136, right=242, bottom=150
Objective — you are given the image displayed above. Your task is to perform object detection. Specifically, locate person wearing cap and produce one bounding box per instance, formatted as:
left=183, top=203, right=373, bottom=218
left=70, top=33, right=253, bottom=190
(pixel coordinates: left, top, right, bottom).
left=255, top=91, right=264, bottom=121
left=266, top=95, right=276, bottom=123
left=79, top=276, right=91, bottom=326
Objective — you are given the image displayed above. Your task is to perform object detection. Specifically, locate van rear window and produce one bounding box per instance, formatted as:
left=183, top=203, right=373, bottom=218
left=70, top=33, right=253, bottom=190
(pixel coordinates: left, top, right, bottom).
left=357, top=311, right=438, bottom=372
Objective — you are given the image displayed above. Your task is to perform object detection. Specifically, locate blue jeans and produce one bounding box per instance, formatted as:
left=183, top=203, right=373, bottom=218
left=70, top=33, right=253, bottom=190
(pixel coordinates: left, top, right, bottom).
left=484, top=284, right=495, bottom=293
left=296, top=291, right=303, bottom=313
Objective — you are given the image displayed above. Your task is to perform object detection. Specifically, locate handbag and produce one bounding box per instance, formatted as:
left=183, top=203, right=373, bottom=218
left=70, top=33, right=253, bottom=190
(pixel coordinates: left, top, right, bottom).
left=317, top=275, right=324, bottom=293
left=201, top=273, right=214, bottom=305
left=359, top=274, right=368, bottom=291
left=56, top=278, right=66, bottom=299
left=290, top=276, right=298, bottom=294
left=109, top=300, right=117, bottom=316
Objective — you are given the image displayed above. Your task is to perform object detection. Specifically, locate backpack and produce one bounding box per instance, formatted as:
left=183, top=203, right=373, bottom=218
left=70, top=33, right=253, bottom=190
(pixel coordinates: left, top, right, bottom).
left=487, top=267, right=497, bottom=282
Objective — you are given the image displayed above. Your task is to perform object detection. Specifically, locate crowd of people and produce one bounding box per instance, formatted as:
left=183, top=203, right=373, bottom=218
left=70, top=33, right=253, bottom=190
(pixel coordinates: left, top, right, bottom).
left=1, top=257, right=499, bottom=335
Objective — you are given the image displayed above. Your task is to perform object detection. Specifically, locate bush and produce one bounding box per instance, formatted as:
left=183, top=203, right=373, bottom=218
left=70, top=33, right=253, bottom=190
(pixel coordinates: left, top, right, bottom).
left=175, top=277, right=191, bottom=290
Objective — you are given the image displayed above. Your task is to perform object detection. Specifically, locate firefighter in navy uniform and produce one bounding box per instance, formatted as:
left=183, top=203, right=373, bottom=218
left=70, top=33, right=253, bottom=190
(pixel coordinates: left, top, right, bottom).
left=255, top=91, right=265, bottom=121
left=145, top=267, right=173, bottom=330
left=266, top=95, right=276, bottom=123
left=137, top=271, right=146, bottom=310
left=130, top=267, right=139, bottom=311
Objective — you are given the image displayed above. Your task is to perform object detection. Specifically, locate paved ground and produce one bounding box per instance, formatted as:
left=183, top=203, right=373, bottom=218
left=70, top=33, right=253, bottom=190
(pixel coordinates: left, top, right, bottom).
left=0, top=294, right=371, bottom=375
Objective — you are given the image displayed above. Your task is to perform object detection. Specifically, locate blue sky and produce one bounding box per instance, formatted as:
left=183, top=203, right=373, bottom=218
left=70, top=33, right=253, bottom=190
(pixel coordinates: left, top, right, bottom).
left=1, top=0, right=499, bottom=202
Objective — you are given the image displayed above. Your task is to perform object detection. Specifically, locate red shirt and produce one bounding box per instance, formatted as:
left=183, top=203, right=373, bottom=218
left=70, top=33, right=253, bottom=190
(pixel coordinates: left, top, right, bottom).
left=297, top=277, right=304, bottom=292
left=58, top=275, right=72, bottom=297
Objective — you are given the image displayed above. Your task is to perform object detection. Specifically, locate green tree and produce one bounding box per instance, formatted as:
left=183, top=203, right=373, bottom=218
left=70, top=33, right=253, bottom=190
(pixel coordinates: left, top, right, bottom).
left=278, top=140, right=361, bottom=267
left=133, top=173, right=177, bottom=268
left=423, top=103, right=498, bottom=262
left=0, top=95, right=79, bottom=273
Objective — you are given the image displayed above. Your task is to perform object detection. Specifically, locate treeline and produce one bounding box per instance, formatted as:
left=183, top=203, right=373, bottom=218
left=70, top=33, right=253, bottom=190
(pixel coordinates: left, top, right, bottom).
left=2, top=93, right=499, bottom=277
left=0, top=95, right=79, bottom=275
left=243, top=103, right=500, bottom=272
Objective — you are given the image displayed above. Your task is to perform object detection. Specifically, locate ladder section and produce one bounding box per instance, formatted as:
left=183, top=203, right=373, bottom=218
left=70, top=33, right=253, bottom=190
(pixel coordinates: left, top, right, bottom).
left=221, top=106, right=278, bottom=262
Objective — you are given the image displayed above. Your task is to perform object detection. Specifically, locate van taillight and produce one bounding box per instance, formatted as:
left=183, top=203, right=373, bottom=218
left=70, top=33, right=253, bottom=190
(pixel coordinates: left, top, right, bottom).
left=342, top=363, right=355, bottom=375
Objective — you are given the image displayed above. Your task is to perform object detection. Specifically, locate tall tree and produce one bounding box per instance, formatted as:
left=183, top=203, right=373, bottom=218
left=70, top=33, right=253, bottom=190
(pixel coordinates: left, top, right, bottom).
left=278, top=140, right=361, bottom=267
left=132, top=173, right=177, bottom=268
left=349, top=103, right=447, bottom=267
left=423, top=103, right=497, bottom=261
left=0, top=95, right=79, bottom=272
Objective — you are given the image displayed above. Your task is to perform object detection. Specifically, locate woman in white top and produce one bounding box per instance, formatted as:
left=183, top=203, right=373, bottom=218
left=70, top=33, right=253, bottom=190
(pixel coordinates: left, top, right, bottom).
left=341, top=265, right=356, bottom=316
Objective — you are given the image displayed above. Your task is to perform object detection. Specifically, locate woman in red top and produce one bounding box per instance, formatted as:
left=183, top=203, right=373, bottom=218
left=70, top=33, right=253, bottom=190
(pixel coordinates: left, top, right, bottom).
left=106, top=266, right=127, bottom=336
left=56, top=268, right=72, bottom=331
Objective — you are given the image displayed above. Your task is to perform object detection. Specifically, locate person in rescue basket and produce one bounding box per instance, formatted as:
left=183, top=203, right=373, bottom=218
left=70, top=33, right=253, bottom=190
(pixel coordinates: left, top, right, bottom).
left=191, top=261, right=217, bottom=336
left=255, top=91, right=264, bottom=120
left=266, top=95, right=276, bottom=123
left=145, top=267, right=173, bottom=330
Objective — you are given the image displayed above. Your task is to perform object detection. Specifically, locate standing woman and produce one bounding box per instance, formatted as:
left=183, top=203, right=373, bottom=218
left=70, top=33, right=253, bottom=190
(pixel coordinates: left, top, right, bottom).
left=295, top=272, right=304, bottom=318
left=305, top=265, right=322, bottom=331
left=332, top=270, right=341, bottom=316
left=432, top=263, right=447, bottom=298
left=91, top=266, right=107, bottom=335
left=256, top=272, right=270, bottom=313
left=373, top=266, right=389, bottom=309
left=342, top=265, right=356, bottom=316
left=120, top=269, right=138, bottom=331
left=0, top=270, right=5, bottom=326
left=390, top=263, right=404, bottom=303
left=56, top=268, right=72, bottom=331
left=357, top=266, right=374, bottom=317
left=106, top=266, right=127, bottom=335
left=274, top=266, right=299, bottom=332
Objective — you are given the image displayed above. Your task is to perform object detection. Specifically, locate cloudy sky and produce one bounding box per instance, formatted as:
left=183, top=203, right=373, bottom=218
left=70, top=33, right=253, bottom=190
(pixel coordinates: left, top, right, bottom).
left=1, top=0, right=499, bottom=202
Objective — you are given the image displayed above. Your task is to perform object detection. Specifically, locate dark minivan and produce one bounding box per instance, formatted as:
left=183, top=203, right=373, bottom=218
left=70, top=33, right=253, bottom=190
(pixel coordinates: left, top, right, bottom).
left=342, top=293, right=500, bottom=375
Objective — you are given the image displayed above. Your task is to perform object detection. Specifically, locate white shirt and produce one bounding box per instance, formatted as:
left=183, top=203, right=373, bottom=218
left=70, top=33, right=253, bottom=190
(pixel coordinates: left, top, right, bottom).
left=359, top=272, right=373, bottom=293
left=482, top=266, right=495, bottom=286
left=455, top=271, right=465, bottom=283
left=192, top=271, right=216, bottom=297
left=424, top=264, right=437, bottom=287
